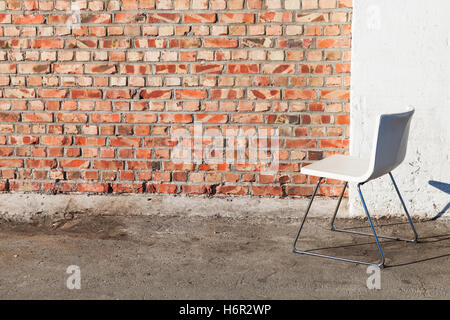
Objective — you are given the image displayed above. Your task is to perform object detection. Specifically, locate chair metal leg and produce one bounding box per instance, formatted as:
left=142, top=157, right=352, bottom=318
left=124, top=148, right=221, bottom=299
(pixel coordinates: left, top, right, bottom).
left=330, top=173, right=418, bottom=243
left=292, top=177, right=323, bottom=249
left=293, top=179, right=385, bottom=268
left=388, top=172, right=419, bottom=242
left=330, top=181, right=347, bottom=230
left=357, top=183, right=385, bottom=267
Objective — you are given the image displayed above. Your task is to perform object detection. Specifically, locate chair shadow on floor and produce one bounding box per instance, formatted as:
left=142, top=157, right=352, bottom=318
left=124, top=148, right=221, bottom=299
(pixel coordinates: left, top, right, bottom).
left=380, top=180, right=450, bottom=267
left=299, top=180, right=450, bottom=268
left=305, top=220, right=450, bottom=268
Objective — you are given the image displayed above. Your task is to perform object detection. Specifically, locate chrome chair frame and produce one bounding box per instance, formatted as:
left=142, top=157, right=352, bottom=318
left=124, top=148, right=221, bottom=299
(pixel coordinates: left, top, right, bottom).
left=293, top=172, right=418, bottom=269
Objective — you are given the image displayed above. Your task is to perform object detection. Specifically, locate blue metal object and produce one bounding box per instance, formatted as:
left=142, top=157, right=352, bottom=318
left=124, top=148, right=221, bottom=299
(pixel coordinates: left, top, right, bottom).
left=293, top=172, right=419, bottom=268
left=357, top=183, right=385, bottom=267
left=292, top=177, right=323, bottom=249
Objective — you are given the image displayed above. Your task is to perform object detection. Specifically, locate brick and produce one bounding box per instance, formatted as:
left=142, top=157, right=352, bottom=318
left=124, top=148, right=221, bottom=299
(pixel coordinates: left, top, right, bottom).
left=192, top=0, right=208, bottom=9
left=148, top=184, right=177, bottom=194
left=100, top=39, right=130, bottom=49
left=53, top=64, right=84, bottom=74
left=320, top=89, right=350, bottom=100
left=32, top=39, right=64, bottom=49
left=77, top=183, right=109, bottom=193
left=284, top=89, right=317, bottom=100
left=90, top=114, right=120, bottom=123
left=174, top=0, right=189, bottom=9
left=248, top=89, right=281, bottom=100
left=9, top=136, right=39, bottom=145
left=210, top=89, right=244, bottom=99
left=336, top=114, right=350, bottom=125
left=140, top=89, right=172, bottom=99
left=286, top=139, right=317, bottom=148
left=125, top=114, right=157, bottom=123
left=18, top=64, right=50, bottom=74
left=85, top=64, right=117, bottom=74
left=148, top=13, right=180, bottom=23
left=196, top=114, right=228, bottom=123
left=12, top=14, right=45, bottom=24
left=41, top=136, right=71, bottom=146
left=4, top=88, right=35, bottom=98
left=22, top=113, right=53, bottom=122
left=38, top=89, right=68, bottom=98
left=56, top=113, right=87, bottom=123
left=0, top=145, right=12, bottom=158
left=319, top=139, right=349, bottom=148
left=218, top=13, right=255, bottom=24
left=286, top=186, right=313, bottom=196
left=120, top=64, right=152, bottom=74
left=71, top=89, right=102, bottom=99
left=114, top=13, right=146, bottom=23
left=184, top=13, right=216, bottom=23
left=262, top=64, right=295, bottom=74
left=204, top=38, right=238, bottom=48
left=112, top=183, right=144, bottom=193
left=26, top=159, right=57, bottom=168
left=160, top=114, right=193, bottom=123
left=47, top=14, right=75, bottom=24
left=339, top=0, right=352, bottom=7
left=260, top=12, right=292, bottom=23
left=75, top=137, right=106, bottom=146
left=231, top=113, right=264, bottom=123
left=336, top=63, right=351, bottom=73
left=297, top=12, right=328, bottom=22
left=175, top=89, right=207, bottom=99
left=0, top=113, right=20, bottom=122
left=252, top=186, right=283, bottom=196
left=192, top=64, right=224, bottom=74
left=93, top=160, right=123, bottom=170
left=302, top=0, right=318, bottom=9
left=105, top=89, right=133, bottom=99
left=228, top=64, right=259, bottom=74
left=155, top=64, right=187, bottom=74
left=169, top=39, right=201, bottom=49
left=317, top=38, right=351, bottom=48
left=285, top=0, right=300, bottom=9
left=0, top=40, right=28, bottom=49
left=217, top=185, right=248, bottom=195
left=181, top=185, right=208, bottom=194
left=110, top=137, right=141, bottom=147
left=0, top=159, right=23, bottom=168
left=0, top=14, right=12, bottom=23
left=0, top=64, right=16, bottom=74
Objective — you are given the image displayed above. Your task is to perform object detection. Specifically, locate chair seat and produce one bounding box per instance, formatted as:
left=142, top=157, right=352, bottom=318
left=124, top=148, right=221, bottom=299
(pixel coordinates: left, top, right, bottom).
left=301, top=155, right=370, bottom=182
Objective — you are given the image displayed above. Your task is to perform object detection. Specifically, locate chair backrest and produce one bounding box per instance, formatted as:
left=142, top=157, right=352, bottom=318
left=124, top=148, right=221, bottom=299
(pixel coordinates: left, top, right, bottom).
left=366, top=108, right=415, bottom=181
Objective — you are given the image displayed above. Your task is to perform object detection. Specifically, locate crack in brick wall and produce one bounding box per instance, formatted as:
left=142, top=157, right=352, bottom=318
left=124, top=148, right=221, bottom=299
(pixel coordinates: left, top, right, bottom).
left=0, top=0, right=351, bottom=197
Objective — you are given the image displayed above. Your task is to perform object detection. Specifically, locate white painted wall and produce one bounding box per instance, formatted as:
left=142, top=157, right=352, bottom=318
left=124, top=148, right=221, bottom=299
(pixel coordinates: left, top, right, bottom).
left=350, top=0, right=450, bottom=218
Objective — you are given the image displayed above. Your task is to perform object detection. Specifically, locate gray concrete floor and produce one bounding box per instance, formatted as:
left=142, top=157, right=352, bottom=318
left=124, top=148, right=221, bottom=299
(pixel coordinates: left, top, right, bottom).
left=0, top=214, right=450, bottom=299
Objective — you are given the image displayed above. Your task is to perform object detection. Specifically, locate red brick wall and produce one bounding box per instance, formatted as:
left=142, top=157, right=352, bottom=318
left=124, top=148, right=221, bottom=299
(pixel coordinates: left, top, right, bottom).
left=0, top=0, right=351, bottom=197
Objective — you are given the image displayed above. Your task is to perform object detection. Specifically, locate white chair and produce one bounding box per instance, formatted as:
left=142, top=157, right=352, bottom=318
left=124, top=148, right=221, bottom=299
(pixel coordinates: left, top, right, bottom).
left=293, top=108, right=418, bottom=268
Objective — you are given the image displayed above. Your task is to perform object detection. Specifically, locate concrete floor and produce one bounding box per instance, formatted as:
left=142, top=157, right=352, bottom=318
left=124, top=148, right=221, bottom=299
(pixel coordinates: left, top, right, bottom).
left=1, top=214, right=450, bottom=299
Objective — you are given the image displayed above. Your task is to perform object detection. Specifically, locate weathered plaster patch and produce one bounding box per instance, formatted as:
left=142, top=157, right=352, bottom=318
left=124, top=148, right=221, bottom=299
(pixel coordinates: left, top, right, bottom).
left=350, top=0, right=450, bottom=217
